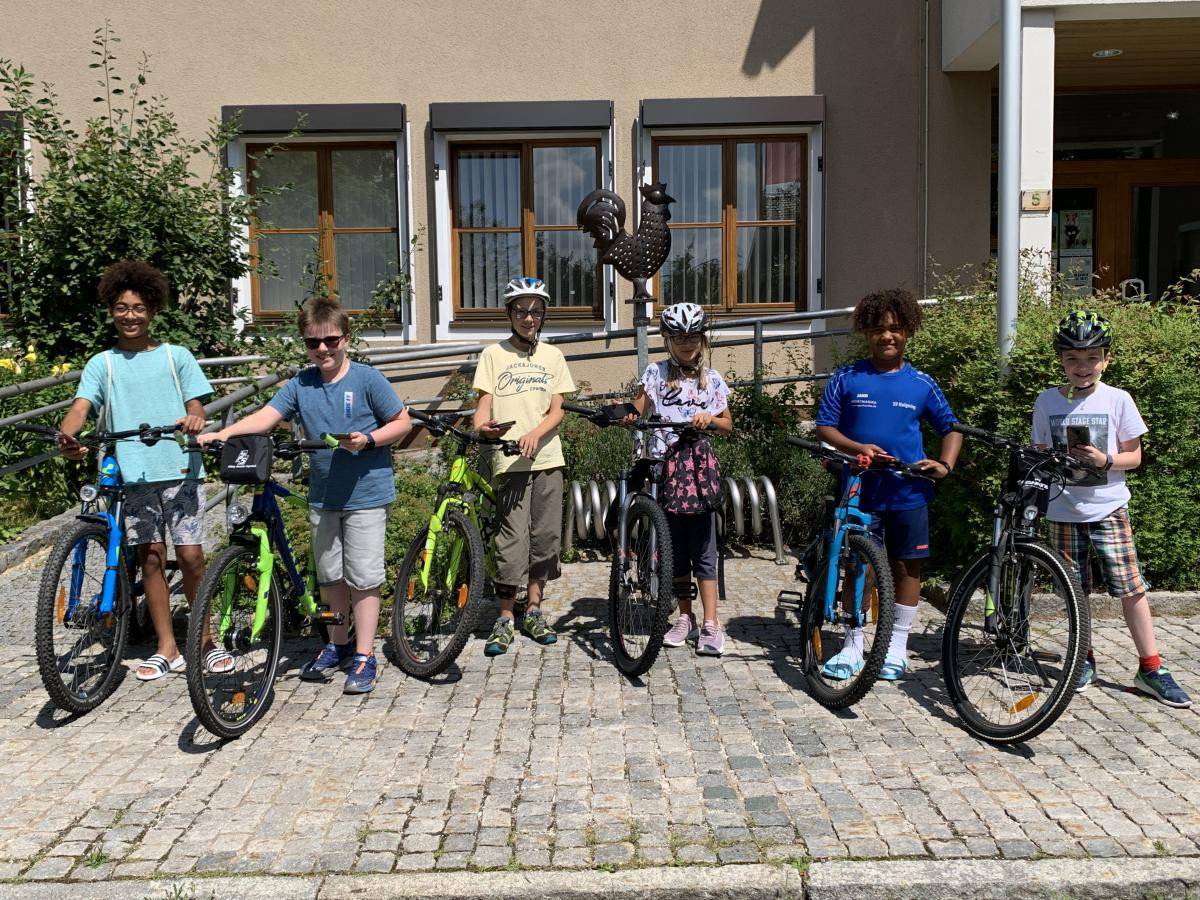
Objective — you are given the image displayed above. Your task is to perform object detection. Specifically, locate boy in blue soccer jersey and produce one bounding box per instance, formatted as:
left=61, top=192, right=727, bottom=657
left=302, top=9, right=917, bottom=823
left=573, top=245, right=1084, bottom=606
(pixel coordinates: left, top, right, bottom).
left=814, top=288, right=961, bottom=681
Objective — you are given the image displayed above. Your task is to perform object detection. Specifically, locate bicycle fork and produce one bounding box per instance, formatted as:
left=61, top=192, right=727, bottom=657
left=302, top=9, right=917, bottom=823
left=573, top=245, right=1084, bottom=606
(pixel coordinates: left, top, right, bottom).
left=216, top=525, right=276, bottom=645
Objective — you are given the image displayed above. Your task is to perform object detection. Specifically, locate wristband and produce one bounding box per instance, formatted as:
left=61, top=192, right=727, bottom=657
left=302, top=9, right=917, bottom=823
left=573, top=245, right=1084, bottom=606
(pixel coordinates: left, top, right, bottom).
left=938, top=458, right=954, bottom=474
left=1103, top=452, right=1113, bottom=472
left=365, top=433, right=376, bottom=450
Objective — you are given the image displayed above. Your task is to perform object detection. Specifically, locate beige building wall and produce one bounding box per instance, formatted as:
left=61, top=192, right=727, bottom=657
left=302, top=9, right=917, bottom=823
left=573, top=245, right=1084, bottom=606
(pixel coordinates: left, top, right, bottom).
left=2, top=0, right=991, bottom=398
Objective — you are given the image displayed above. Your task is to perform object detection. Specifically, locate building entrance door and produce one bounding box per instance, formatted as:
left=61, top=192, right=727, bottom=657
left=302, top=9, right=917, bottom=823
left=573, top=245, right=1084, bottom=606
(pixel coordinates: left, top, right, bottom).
left=1054, top=160, right=1200, bottom=298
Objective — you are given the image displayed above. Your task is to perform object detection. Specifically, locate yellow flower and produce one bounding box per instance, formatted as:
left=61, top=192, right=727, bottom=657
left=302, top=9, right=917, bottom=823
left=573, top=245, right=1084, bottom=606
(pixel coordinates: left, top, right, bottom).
left=51, top=362, right=71, bottom=376
left=0, top=358, right=16, bottom=371
left=24, top=351, right=38, bottom=364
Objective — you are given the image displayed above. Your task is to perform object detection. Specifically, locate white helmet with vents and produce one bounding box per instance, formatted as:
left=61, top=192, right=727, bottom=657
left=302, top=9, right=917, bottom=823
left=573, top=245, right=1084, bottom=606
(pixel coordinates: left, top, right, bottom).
left=503, top=277, right=551, bottom=306
left=660, top=302, right=707, bottom=337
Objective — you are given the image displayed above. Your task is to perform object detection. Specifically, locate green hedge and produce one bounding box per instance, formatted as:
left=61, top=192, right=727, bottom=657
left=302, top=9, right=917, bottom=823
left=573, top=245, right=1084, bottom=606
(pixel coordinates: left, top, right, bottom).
left=907, top=277, right=1200, bottom=590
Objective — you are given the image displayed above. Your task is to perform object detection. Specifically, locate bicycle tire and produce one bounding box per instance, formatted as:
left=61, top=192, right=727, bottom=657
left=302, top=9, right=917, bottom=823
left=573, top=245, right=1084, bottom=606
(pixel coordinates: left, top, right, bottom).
left=390, top=506, right=484, bottom=679
left=185, top=543, right=282, bottom=739
left=800, top=532, right=896, bottom=709
left=608, top=495, right=674, bottom=677
left=942, top=542, right=1088, bottom=744
left=35, top=520, right=132, bottom=713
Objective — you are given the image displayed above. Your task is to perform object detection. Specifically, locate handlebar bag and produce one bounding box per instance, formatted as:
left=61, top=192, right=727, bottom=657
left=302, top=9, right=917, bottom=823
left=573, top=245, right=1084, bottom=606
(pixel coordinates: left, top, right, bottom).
left=220, top=435, right=274, bottom=484
left=660, top=433, right=724, bottom=515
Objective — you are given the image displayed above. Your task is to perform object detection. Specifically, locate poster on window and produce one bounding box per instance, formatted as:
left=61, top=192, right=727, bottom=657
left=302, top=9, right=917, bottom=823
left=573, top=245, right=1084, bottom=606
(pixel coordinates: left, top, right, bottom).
left=1058, top=209, right=1093, bottom=252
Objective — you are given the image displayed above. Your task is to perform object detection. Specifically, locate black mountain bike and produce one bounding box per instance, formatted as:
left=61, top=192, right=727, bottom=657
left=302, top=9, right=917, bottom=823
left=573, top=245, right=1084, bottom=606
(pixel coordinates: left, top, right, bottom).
left=941, top=422, right=1097, bottom=744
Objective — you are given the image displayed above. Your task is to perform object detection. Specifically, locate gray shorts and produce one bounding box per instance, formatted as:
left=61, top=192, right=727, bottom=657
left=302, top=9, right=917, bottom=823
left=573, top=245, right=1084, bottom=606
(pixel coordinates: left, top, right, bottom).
left=123, top=479, right=207, bottom=547
left=309, top=506, right=389, bottom=591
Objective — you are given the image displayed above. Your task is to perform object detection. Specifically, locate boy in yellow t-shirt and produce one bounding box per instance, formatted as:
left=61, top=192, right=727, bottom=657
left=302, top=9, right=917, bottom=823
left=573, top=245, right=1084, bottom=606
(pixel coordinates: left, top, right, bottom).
left=473, top=277, right=576, bottom=657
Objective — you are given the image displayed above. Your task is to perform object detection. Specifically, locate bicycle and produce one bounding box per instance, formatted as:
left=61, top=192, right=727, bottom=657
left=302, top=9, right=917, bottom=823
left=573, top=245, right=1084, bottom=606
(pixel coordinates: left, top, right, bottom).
left=181, top=432, right=335, bottom=739
left=390, top=408, right=520, bottom=679
left=561, top=402, right=721, bottom=677
left=941, top=422, right=1095, bottom=744
left=786, top=437, right=934, bottom=709
left=12, top=421, right=186, bottom=713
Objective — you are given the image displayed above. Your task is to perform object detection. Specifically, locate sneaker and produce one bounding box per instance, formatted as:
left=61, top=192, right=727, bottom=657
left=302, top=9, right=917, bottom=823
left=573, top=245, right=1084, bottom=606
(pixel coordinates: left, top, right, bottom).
left=343, top=654, right=377, bottom=695
left=820, top=649, right=865, bottom=681
left=484, top=617, right=515, bottom=657
left=696, top=621, right=725, bottom=656
left=663, top=613, right=699, bottom=648
left=1133, top=666, right=1192, bottom=708
left=519, top=609, right=557, bottom=645
left=300, top=642, right=354, bottom=681
left=1075, top=658, right=1096, bottom=693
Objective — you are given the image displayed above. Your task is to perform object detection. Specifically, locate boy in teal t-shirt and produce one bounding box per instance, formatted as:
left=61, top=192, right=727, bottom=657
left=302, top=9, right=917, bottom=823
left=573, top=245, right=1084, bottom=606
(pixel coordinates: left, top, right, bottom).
left=58, top=261, right=213, bottom=682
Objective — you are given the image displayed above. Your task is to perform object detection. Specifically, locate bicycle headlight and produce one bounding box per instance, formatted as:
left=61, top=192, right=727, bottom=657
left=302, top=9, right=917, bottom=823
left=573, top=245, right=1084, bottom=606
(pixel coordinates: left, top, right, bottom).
left=1022, top=504, right=1039, bottom=522
left=79, top=484, right=99, bottom=503
left=227, top=503, right=250, bottom=528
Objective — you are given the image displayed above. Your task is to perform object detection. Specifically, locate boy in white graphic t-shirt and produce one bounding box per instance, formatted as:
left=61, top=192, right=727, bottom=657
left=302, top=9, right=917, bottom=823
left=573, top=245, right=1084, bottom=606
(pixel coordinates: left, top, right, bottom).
left=1032, top=311, right=1190, bottom=707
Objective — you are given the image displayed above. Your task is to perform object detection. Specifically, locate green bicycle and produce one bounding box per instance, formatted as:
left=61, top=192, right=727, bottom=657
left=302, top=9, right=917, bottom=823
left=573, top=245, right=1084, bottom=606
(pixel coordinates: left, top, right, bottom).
left=391, top=408, right=519, bottom=678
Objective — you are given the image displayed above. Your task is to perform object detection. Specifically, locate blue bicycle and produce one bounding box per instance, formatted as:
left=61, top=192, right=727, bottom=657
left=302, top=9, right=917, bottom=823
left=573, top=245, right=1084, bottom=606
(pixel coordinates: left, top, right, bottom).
left=17, top=422, right=183, bottom=713
left=787, top=436, right=932, bottom=708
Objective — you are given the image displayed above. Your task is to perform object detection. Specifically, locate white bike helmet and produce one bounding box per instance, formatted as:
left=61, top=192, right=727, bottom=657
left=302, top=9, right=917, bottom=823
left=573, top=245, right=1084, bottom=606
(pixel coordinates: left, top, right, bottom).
left=503, top=276, right=551, bottom=307
left=660, top=302, right=707, bottom=337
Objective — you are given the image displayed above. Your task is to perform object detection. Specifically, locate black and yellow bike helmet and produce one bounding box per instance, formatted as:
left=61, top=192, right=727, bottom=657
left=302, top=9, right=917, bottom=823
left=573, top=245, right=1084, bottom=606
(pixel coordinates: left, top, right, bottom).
left=1052, top=310, right=1112, bottom=352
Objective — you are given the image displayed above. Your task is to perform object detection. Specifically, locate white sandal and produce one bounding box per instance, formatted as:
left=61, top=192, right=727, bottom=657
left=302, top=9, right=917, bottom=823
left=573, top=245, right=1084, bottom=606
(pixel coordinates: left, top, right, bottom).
left=204, top=648, right=235, bottom=674
left=137, top=653, right=185, bottom=681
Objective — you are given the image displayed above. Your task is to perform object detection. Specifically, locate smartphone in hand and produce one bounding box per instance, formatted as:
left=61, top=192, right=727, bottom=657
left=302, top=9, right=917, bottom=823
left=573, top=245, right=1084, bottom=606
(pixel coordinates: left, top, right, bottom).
left=1066, top=424, right=1091, bottom=448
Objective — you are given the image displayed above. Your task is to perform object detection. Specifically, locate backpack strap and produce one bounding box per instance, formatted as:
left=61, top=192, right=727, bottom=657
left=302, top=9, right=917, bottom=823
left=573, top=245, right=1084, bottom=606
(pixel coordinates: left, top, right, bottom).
left=102, top=344, right=187, bottom=431
left=162, top=343, right=185, bottom=406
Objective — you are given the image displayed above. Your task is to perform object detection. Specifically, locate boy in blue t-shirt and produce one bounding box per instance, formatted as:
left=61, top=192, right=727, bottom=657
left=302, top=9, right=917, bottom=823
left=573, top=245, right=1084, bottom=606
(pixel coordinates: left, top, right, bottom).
left=814, top=288, right=961, bottom=680
left=58, top=261, right=213, bottom=682
left=203, top=297, right=411, bottom=694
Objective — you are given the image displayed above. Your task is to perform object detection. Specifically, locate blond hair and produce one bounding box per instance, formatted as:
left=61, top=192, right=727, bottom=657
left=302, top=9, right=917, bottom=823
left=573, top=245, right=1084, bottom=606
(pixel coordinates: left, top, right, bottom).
left=665, top=333, right=710, bottom=392
left=297, top=296, right=349, bottom=336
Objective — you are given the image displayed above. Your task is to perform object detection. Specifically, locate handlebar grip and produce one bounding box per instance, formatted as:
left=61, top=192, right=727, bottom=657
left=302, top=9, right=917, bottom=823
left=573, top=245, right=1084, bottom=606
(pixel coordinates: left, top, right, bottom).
left=561, top=402, right=595, bottom=416
left=295, top=440, right=331, bottom=452
left=407, top=408, right=433, bottom=423
left=951, top=422, right=992, bottom=441
left=320, top=433, right=340, bottom=449
left=786, top=436, right=824, bottom=453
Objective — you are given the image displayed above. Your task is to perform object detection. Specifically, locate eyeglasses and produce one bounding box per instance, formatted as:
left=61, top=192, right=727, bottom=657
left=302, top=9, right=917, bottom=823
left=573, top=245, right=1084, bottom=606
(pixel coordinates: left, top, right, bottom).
left=510, top=307, right=546, bottom=321
left=303, top=334, right=346, bottom=350
left=113, top=304, right=149, bottom=316
left=671, top=334, right=703, bottom=346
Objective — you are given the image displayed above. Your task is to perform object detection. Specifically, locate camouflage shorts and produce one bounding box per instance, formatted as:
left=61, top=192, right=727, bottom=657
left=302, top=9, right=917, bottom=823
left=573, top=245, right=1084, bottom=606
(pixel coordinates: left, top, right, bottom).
left=123, top=479, right=207, bottom=547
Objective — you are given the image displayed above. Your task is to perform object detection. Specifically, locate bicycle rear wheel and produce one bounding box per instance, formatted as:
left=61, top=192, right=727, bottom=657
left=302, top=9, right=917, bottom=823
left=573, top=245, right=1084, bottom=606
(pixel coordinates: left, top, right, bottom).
left=800, top=532, right=895, bottom=709
left=185, top=543, right=282, bottom=739
left=609, top=495, right=674, bottom=677
left=942, top=542, right=1088, bottom=744
left=390, top=507, right=483, bottom=679
left=35, top=521, right=131, bottom=713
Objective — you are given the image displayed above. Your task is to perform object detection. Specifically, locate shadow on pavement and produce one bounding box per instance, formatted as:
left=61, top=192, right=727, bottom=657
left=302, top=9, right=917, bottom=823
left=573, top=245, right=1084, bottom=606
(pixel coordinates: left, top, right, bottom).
left=33, top=699, right=86, bottom=729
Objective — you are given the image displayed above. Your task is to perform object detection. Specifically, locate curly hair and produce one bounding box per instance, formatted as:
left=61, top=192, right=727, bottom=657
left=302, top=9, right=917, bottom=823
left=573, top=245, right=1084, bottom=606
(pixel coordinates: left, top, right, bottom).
left=97, top=260, right=169, bottom=313
left=852, top=287, right=923, bottom=334
left=297, top=296, right=349, bottom=337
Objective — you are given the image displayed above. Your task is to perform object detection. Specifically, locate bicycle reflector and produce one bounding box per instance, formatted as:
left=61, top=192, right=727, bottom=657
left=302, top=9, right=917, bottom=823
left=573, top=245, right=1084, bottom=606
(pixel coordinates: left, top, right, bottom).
left=78, top=484, right=99, bottom=503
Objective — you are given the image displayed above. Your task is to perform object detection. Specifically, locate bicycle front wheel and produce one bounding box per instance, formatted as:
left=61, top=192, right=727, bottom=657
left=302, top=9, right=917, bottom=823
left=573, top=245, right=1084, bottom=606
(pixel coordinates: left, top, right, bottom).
left=609, top=496, right=674, bottom=678
left=185, top=543, right=282, bottom=739
left=800, top=532, right=896, bottom=709
left=390, top=507, right=484, bottom=679
left=35, top=520, right=131, bottom=713
left=942, top=541, right=1088, bottom=744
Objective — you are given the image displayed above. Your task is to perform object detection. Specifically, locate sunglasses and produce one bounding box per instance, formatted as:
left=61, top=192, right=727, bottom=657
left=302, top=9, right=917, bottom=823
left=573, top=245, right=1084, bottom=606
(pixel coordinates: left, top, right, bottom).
left=303, top=334, right=346, bottom=350
left=510, top=307, right=546, bottom=321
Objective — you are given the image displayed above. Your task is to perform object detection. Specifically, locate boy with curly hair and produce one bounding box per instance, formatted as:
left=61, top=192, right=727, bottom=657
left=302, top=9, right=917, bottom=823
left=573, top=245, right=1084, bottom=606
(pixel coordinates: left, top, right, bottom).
left=814, top=288, right=961, bottom=680
left=58, top=261, right=212, bottom=681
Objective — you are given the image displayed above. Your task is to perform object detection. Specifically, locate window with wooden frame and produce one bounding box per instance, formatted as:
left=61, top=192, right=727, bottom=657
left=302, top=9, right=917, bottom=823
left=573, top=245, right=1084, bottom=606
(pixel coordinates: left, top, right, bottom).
left=652, top=135, right=806, bottom=311
left=248, top=142, right=400, bottom=315
left=450, top=140, right=602, bottom=319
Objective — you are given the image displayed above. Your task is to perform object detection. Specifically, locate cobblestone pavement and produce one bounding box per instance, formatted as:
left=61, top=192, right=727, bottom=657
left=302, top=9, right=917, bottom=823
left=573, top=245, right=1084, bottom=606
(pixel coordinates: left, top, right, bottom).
left=0, top=546, right=1198, bottom=885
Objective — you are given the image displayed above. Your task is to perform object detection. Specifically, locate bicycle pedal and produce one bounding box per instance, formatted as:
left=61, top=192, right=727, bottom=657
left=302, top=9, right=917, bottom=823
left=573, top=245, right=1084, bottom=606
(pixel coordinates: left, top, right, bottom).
left=794, top=564, right=807, bottom=583
left=309, top=610, right=345, bottom=626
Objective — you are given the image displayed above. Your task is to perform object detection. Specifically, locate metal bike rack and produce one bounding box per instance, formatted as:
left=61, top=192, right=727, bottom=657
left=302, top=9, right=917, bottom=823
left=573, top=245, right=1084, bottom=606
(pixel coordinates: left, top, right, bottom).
left=564, top=474, right=787, bottom=565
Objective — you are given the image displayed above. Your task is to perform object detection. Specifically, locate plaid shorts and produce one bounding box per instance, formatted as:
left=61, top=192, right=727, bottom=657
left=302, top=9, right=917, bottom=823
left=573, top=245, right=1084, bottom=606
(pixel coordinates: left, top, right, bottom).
left=1048, top=506, right=1150, bottom=600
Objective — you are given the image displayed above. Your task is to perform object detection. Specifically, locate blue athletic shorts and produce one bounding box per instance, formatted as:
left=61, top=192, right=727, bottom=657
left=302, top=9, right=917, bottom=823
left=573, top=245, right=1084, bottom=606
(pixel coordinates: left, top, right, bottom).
left=868, top=505, right=930, bottom=560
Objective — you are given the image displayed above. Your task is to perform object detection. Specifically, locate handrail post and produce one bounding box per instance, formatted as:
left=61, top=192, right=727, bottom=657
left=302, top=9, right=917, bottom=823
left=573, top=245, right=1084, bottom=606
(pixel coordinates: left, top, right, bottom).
left=753, top=320, right=764, bottom=394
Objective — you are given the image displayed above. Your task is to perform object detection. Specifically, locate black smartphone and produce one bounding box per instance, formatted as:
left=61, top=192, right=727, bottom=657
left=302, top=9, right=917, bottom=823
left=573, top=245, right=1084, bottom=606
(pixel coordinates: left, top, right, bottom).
left=602, top=402, right=639, bottom=421
left=1066, top=424, right=1091, bottom=448
left=325, top=432, right=353, bottom=440
left=491, top=420, right=516, bottom=431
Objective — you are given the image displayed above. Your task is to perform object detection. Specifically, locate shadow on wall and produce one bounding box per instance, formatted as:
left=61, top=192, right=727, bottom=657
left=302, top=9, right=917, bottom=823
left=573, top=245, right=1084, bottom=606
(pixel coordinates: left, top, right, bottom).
left=742, top=0, right=813, bottom=76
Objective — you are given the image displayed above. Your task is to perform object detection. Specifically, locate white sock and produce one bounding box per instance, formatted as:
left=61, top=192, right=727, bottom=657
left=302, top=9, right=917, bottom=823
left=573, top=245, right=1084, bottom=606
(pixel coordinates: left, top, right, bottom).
left=842, top=626, right=864, bottom=659
left=888, top=603, right=918, bottom=661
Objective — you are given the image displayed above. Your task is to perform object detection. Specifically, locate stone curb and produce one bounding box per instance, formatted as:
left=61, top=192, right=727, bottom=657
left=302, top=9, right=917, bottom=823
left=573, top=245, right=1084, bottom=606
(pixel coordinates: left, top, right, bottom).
left=2, top=858, right=1199, bottom=899
left=0, top=506, right=78, bottom=575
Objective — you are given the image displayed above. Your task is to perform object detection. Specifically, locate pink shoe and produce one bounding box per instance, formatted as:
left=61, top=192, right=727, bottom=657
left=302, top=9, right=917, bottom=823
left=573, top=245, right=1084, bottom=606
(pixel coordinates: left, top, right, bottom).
left=696, top=621, right=725, bottom=656
left=663, top=613, right=698, bottom=647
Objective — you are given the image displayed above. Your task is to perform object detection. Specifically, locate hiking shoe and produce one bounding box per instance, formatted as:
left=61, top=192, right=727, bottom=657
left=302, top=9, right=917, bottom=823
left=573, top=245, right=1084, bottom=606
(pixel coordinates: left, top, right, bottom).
left=1075, top=657, right=1096, bottom=693
left=300, top=642, right=354, bottom=681
left=484, top=617, right=515, bottom=657
left=343, top=654, right=377, bottom=694
left=519, top=609, right=557, bottom=645
left=1133, top=666, right=1192, bottom=708
left=696, top=621, right=725, bottom=656
left=663, top=613, right=698, bottom=648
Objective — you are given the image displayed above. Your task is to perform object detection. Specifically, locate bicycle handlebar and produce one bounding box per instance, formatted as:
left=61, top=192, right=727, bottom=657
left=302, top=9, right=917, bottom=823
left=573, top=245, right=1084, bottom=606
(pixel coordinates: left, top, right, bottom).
left=561, top=401, right=718, bottom=434
left=951, top=422, right=1102, bottom=478
left=407, top=408, right=521, bottom=456
left=12, top=422, right=183, bottom=447
left=178, top=434, right=330, bottom=459
left=786, top=435, right=936, bottom=482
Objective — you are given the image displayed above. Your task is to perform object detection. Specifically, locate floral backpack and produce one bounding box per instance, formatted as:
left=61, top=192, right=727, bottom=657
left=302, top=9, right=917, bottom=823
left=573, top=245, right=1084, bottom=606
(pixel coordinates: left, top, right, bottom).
left=660, top=432, right=724, bottom=515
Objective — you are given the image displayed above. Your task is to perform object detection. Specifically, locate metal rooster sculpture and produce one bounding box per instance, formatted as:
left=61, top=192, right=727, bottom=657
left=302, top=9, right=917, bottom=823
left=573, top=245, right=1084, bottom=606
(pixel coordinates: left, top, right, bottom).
left=576, top=182, right=675, bottom=303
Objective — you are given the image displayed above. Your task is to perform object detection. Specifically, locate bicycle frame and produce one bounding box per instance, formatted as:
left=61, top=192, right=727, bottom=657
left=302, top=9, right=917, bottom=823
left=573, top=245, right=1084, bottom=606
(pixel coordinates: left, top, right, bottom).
left=419, top=447, right=496, bottom=595
left=806, top=466, right=877, bottom=630
left=68, top=451, right=126, bottom=621
left=612, top=457, right=664, bottom=574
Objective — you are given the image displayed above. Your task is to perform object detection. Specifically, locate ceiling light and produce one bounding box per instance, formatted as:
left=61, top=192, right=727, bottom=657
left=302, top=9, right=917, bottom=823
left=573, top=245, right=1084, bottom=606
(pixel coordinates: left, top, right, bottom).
left=1166, top=110, right=1182, bottom=120
left=1092, top=48, right=1123, bottom=59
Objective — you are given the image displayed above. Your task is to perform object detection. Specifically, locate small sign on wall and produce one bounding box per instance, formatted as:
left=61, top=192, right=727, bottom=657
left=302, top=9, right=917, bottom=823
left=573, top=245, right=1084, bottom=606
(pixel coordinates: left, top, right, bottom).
left=1021, top=190, right=1052, bottom=212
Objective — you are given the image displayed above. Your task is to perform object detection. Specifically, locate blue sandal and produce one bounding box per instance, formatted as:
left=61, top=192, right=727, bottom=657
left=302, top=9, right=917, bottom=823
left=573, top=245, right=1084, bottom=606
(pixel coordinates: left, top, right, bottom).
left=821, top=649, right=865, bottom=680
left=879, top=654, right=908, bottom=681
